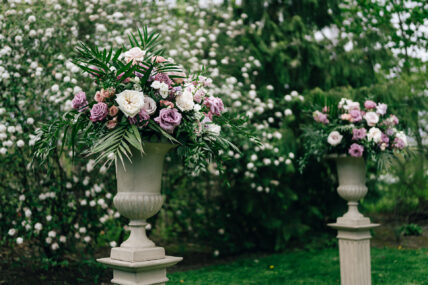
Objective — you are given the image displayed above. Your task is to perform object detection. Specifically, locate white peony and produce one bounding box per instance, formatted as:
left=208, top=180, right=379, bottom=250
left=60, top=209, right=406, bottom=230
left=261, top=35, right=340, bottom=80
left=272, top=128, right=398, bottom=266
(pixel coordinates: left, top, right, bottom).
left=142, top=97, right=157, bottom=115
left=123, top=47, right=145, bottom=64
left=176, top=90, right=195, bottom=111
left=364, top=111, right=379, bottom=126
left=327, top=131, right=343, bottom=146
left=395, top=131, right=407, bottom=146
left=159, top=82, right=169, bottom=98
left=206, top=123, right=221, bottom=135
left=367, top=127, right=382, bottom=143
left=115, top=90, right=145, bottom=117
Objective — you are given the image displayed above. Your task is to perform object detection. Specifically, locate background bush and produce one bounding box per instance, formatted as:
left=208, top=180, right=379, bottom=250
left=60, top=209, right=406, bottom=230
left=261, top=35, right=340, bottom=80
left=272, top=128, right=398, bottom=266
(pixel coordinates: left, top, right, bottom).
left=0, top=0, right=427, bottom=266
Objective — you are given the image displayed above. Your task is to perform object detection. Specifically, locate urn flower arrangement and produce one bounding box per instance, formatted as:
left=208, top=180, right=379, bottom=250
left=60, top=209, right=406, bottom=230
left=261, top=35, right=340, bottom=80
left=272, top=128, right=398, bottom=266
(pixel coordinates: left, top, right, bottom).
left=32, top=27, right=252, bottom=284
left=300, top=97, right=408, bottom=170
left=34, top=27, right=247, bottom=174
left=300, top=96, right=408, bottom=224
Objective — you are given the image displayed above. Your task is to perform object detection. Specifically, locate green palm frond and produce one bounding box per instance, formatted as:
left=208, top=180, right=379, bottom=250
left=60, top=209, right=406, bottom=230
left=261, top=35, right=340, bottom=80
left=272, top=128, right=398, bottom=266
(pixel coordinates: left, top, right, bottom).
left=89, top=124, right=144, bottom=169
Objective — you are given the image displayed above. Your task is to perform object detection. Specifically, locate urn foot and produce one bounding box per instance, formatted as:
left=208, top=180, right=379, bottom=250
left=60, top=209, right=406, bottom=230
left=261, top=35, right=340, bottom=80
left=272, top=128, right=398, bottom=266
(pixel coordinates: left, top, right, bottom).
left=98, top=256, right=182, bottom=285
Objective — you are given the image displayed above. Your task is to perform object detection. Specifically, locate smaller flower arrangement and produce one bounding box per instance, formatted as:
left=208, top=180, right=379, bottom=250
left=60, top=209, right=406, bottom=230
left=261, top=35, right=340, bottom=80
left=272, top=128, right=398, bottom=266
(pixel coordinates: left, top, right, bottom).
left=33, top=27, right=252, bottom=175
left=300, top=97, right=408, bottom=169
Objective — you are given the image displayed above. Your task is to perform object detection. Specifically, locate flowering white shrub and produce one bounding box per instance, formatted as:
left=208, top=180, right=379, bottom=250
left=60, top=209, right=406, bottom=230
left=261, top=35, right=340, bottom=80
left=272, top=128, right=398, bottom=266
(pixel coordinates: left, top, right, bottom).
left=0, top=0, right=300, bottom=259
left=2, top=0, right=425, bottom=264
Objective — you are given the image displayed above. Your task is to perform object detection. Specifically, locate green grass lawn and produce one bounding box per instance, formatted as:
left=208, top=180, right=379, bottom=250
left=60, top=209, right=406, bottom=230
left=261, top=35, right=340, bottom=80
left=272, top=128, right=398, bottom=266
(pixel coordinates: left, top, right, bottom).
left=168, top=248, right=428, bottom=285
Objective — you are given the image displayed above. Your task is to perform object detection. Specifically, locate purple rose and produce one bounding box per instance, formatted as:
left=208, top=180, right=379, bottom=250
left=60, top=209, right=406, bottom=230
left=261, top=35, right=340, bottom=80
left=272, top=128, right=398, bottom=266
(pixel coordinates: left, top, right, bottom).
left=364, top=100, right=376, bottom=109
left=376, top=103, right=388, bottom=115
left=384, top=115, right=399, bottom=126
left=194, top=89, right=205, bottom=103
left=348, top=143, right=364, bottom=157
left=154, top=73, right=173, bottom=86
left=313, top=110, right=329, bottom=124
left=204, top=96, right=224, bottom=116
left=393, top=137, right=405, bottom=149
left=154, top=108, right=182, bottom=133
left=90, top=102, right=108, bottom=122
left=72, top=91, right=88, bottom=112
left=386, top=128, right=394, bottom=136
left=350, top=109, right=362, bottom=122
left=352, top=128, right=367, bottom=140
left=381, top=133, right=389, bottom=144
left=129, top=109, right=150, bottom=126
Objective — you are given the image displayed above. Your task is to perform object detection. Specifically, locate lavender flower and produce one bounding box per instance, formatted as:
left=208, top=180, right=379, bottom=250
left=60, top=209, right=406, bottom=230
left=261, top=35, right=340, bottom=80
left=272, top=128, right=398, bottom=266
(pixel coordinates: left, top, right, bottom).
left=348, top=143, right=364, bottom=157
left=154, top=108, right=182, bottom=133
left=72, top=91, right=88, bottom=112
left=90, top=102, right=108, bottom=122
left=352, top=128, right=367, bottom=140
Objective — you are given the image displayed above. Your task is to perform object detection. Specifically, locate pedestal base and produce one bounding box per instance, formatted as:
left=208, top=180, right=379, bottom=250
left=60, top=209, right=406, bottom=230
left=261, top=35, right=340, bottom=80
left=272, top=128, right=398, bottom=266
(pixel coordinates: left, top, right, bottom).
left=98, top=256, right=182, bottom=285
left=111, top=246, right=165, bottom=262
left=328, top=222, right=380, bottom=285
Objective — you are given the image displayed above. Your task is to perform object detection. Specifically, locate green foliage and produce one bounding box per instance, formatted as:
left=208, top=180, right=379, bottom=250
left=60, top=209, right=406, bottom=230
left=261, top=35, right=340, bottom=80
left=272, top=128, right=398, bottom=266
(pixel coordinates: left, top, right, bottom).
left=1, top=0, right=427, bottom=267
left=169, top=248, right=428, bottom=285
left=399, top=224, right=423, bottom=236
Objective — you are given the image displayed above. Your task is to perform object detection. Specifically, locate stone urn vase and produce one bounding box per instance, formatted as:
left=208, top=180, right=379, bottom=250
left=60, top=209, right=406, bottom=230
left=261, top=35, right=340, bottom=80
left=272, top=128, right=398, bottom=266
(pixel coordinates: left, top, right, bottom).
left=98, top=142, right=182, bottom=285
left=328, top=155, right=379, bottom=285
left=334, top=156, right=370, bottom=225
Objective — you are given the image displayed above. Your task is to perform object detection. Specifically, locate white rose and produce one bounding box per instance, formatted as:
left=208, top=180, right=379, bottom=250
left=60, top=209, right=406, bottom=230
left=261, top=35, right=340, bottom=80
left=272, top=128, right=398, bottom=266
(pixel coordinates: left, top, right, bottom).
left=376, top=103, right=388, bottom=115
left=339, top=98, right=352, bottom=109
left=142, top=97, right=157, bottom=115
left=159, top=82, right=169, bottom=98
left=176, top=91, right=195, bottom=111
left=327, top=131, right=343, bottom=146
left=364, top=111, right=379, bottom=127
left=206, top=123, right=221, bottom=135
left=151, top=80, right=161, bottom=89
left=348, top=101, right=360, bottom=111
left=115, top=90, right=145, bottom=117
left=193, top=104, right=201, bottom=112
left=367, top=127, right=382, bottom=143
left=396, top=131, right=407, bottom=146
left=123, top=47, right=145, bottom=64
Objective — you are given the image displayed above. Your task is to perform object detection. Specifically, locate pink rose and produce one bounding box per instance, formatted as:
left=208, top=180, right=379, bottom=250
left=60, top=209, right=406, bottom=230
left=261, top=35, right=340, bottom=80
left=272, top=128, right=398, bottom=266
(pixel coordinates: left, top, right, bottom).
left=364, top=100, right=377, bottom=109
left=106, top=117, right=118, bottom=129
left=109, top=106, right=119, bottom=117
left=167, top=71, right=186, bottom=84
left=152, top=56, right=166, bottom=63
left=123, top=47, right=145, bottom=65
left=340, top=113, right=352, bottom=121
left=94, top=91, right=104, bottom=102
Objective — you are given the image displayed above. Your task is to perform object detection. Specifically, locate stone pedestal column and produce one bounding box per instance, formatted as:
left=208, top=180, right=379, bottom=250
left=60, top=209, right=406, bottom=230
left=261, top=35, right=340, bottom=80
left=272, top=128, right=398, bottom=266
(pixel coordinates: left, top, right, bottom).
left=98, top=143, right=182, bottom=285
left=327, top=156, right=379, bottom=285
